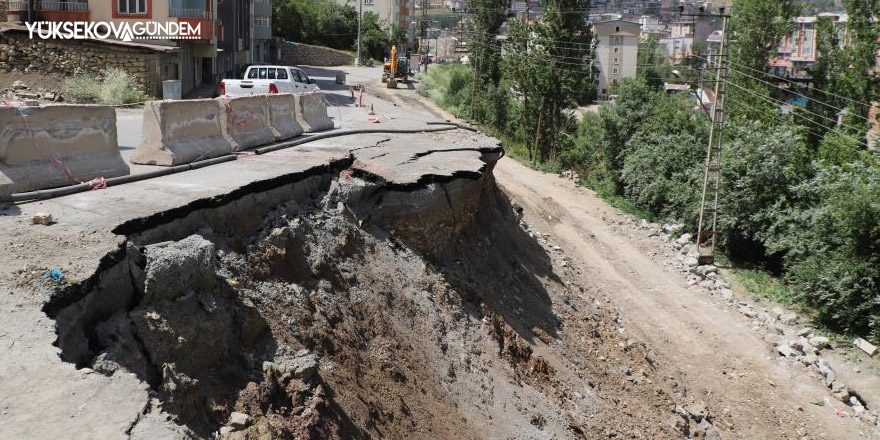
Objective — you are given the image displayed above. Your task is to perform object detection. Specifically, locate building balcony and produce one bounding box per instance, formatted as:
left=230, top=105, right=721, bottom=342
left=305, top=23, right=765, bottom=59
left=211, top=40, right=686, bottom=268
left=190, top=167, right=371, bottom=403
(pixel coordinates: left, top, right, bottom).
left=37, top=1, right=90, bottom=22
left=168, top=0, right=211, bottom=18
left=170, top=0, right=214, bottom=41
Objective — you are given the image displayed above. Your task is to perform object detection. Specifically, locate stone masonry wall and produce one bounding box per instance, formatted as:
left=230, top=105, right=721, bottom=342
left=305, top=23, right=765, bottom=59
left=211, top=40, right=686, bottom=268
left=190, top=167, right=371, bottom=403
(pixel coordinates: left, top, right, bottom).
left=0, top=31, right=177, bottom=96
left=279, top=42, right=353, bottom=67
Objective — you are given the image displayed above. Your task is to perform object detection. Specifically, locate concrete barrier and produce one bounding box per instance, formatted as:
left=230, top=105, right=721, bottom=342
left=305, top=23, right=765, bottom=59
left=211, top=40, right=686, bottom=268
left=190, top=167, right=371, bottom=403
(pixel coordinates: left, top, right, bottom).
left=266, top=94, right=304, bottom=141
left=0, top=105, right=129, bottom=196
left=131, top=99, right=233, bottom=166
left=294, top=92, right=334, bottom=133
left=219, top=95, right=276, bottom=150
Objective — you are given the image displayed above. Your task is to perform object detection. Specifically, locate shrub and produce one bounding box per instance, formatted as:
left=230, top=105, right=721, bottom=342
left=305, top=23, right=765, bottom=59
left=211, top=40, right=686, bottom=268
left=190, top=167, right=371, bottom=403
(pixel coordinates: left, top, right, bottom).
left=63, top=74, right=100, bottom=103
left=97, top=68, right=150, bottom=105
left=620, top=130, right=704, bottom=223
left=64, top=68, right=150, bottom=105
left=776, top=159, right=880, bottom=340
left=717, top=121, right=813, bottom=263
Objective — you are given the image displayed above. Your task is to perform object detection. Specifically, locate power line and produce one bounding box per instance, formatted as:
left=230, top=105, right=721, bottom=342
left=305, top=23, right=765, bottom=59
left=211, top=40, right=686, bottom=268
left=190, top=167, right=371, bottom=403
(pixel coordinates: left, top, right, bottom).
left=694, top=54, right=873, bottom=123
left=720, top=56, right=877, bottom=110
left=726, top=81, right=872, bottom=148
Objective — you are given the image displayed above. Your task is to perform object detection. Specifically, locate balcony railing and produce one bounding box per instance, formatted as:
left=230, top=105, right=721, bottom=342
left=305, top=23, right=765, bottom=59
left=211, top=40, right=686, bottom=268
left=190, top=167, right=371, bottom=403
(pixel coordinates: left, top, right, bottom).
left=5, top=0, right=29, bottom=11
left=37, top=1, right=88, bottom=12
left=169, top=0, right=210, bottom=18
left=169, top=8, right=212, bottom=18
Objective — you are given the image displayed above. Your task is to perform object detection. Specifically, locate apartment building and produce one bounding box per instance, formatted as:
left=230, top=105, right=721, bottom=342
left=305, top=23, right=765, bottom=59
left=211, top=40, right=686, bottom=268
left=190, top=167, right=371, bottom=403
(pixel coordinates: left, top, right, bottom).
left=335, top=0, right=411, bottom=31
left=214, top=0, right=273, bottom=78
left=771, top=13, right=848, bottom=81
left=594, top=19, right=640, bottom=100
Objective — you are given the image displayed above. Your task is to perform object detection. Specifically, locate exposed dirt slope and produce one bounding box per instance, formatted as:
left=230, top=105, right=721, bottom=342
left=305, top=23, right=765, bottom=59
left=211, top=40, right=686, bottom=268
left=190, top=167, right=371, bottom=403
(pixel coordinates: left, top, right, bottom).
left=43, top=144, right=713, bottom=438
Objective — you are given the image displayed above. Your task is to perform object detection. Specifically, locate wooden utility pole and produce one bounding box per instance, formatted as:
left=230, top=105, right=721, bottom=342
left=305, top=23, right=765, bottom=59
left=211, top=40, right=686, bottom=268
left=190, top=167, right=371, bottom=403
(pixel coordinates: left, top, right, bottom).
left=686, top=6, right=731, bottom=265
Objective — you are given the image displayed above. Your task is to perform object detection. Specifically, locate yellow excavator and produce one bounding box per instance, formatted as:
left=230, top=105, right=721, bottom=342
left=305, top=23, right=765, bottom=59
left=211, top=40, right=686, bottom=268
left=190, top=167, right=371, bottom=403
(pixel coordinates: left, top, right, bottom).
left=381, top=45, right=409, bottom=88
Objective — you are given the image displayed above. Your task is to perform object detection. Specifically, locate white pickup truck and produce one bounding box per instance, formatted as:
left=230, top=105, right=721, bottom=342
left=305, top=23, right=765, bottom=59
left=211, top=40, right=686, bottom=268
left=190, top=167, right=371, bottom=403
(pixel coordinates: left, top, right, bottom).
left=219, top=66, right=319, bottom=96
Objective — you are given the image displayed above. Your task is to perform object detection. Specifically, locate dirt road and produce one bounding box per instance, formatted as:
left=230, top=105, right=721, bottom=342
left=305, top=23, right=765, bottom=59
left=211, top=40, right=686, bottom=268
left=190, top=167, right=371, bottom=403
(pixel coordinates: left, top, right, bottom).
left=359, top=76, right=878, bottom=439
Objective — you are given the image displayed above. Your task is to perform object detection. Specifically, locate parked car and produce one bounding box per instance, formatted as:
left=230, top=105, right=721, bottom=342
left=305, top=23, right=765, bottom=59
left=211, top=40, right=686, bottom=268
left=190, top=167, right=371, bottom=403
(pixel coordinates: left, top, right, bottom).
left=219, top=66, right=319, bottom=96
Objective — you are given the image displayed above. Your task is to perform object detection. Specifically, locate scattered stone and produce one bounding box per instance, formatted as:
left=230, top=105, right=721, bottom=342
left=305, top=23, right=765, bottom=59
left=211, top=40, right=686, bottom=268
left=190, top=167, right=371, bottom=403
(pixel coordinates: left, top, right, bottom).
left=740, top=307, right=758, bottom=318
left=853, top=337, right=877, bottom=356
left=830, top=382, right=849, bottom=402
left=770, top=324, right=786, bottom=335
left=796, top=327, right=812, bottom=337
left=219, top=426, right=234, bottom=435
left=694, top=265, right=717, bottom=277
left=799, top=354, right=818, bottom=366
left=684, top=403, right=708, bottom=422
left=290, top=354, right=319, bottom=380
left=228, top=412, right=251, bottom=429
left=719, top=289, right=733, bottom=301
left=777, top=344, right=798, bottom=357
left=809, top=336, right=830, bottom=350
left=31, top=213, right=54, bottom=225
left=662, top=223, right=683, bottom=234
left=850, top=396, right=866, bottom=414
left=764, top=334, right=785, bottom=346
left=778, top=313, right=798, bottom=325
left=695, top=419, right=722, bottom=440
left=676, top=233, right=693, bottom=245
left=683, top=257, right=699, bottom=267
left=11, top=80, right=27, bottom=90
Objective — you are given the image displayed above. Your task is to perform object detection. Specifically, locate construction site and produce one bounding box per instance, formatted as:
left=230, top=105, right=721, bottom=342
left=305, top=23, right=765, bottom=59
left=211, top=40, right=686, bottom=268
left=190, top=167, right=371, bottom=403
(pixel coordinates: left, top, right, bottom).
left=0, top=64, right=879, bottom=440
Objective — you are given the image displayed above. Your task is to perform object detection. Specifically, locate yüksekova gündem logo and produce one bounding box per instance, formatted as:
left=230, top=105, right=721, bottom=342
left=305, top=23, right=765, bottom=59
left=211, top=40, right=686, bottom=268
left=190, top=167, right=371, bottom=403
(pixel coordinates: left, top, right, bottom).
left=25, top=21, right=202, bottom=42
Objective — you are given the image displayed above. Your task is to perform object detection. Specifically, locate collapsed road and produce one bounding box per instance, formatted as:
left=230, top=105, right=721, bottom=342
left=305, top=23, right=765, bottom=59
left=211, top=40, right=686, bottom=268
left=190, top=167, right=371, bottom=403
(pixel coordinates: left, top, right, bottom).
left=0, top=66, right=877, bottom=439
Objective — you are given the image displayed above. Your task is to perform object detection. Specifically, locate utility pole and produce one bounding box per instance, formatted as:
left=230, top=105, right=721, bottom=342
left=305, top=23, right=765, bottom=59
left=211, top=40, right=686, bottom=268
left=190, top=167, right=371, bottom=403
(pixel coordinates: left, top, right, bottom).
left=684, top=5, right=731, bottom=265
left=421, top=0, right=429, bottom=71
left=356, top=0, right=363, bottom=65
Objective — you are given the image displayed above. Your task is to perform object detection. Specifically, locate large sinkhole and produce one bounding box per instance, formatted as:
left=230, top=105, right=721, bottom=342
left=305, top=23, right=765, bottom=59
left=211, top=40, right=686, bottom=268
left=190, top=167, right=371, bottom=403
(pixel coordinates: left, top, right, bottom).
left=42, top=168, right=568, bottom=439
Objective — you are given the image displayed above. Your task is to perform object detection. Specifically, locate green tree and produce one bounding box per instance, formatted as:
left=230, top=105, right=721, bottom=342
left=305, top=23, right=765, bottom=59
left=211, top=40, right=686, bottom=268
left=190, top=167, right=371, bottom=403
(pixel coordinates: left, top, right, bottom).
left=729, top=0, right=797, bottom=119
left=467, top=0, right=508, bottom=123
left=636, top=34, right=671, bottom=91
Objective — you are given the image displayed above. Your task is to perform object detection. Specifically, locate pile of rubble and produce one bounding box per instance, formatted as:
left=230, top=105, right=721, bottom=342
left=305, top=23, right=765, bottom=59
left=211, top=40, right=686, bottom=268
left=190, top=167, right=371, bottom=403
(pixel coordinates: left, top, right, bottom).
left=3, top=80, right=63, bottom=103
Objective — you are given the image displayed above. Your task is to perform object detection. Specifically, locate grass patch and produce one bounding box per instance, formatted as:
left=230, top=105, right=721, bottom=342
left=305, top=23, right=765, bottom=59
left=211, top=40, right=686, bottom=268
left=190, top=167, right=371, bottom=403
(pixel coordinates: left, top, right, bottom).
left=731, top=269, right=795, bottom=305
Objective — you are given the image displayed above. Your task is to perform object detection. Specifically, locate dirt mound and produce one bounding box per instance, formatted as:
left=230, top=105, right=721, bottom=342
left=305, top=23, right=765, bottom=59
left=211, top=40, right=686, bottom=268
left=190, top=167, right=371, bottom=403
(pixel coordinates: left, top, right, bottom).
left=47, top=161, right=701, bottom=438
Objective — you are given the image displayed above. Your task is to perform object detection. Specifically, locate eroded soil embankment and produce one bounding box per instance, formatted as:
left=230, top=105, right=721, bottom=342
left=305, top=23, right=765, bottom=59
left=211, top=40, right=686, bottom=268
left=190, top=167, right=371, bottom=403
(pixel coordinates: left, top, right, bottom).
left=42, top=149, right=703, bottom=439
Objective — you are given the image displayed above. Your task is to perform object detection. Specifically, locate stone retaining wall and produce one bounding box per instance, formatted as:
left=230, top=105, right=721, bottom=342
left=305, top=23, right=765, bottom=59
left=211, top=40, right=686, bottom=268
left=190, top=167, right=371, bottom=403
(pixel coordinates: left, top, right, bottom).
left=0, top=30, right=177, bottom=96
left=279, top=42, right=353, bottom=67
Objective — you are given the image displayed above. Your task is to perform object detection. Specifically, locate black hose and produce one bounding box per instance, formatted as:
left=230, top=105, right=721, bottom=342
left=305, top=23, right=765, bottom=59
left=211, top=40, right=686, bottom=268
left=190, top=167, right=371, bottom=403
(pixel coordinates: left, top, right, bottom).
left=1, top=155, right=237, bottom=203
left=2, top=121, right=476, bottom=203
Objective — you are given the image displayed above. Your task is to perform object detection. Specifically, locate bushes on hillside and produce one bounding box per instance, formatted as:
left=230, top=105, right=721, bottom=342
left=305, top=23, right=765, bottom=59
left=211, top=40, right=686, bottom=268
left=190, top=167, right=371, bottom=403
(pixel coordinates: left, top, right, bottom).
left=63, top=68, right=150, bottom=104
left=771, top=157, right=880, bottom=339
left=718, top=121, right=813, bottom=263
left=421, top=68, right=880, bottom=342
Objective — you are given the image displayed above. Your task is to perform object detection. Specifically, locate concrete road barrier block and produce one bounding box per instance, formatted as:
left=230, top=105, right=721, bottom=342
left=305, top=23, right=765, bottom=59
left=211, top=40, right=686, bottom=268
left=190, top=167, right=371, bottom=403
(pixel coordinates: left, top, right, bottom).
left=266, top=94, right=304, bottom=141
left=219, top=95, right=276, bottom=150
left=0, top=105, right=129, bottom=196
left=131, top=99, right=233, bottom=166
left=294, top=92, right=334, bottom=133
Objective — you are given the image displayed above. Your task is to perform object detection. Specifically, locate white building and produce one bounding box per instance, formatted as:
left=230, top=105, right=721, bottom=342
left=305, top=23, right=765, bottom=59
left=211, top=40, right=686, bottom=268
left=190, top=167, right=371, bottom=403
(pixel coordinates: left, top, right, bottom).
left=594, top=19, right=640, bottom=100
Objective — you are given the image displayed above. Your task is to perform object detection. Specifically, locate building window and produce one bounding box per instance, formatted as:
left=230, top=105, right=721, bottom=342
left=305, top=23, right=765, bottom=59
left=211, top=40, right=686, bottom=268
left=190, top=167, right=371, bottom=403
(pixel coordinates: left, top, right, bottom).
left=119, top=0, right=147, bottom=14
left=254, top=16, right=270, bottom=27
left=615, top=26, right=620, bottom=32
left=613, top=57, right=619, bottom=65
left=613, top=36, right=622, bottom=44
left=612, top=79, right=618, bottom=85
left=612, top=68, right=619, bottom=75
left=364, top=0, right=374, bottom=4
left=613, top=47, right=620, bottom=54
